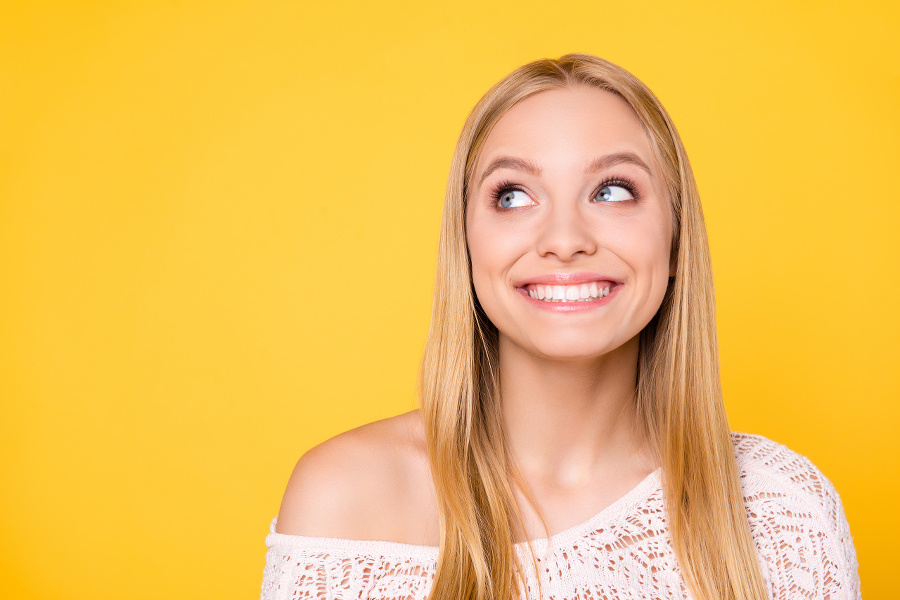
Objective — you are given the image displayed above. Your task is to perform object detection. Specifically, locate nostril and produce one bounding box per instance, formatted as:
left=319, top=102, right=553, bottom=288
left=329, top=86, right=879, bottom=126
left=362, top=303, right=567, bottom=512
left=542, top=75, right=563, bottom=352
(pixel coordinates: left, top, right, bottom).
left=536, top=237, right=598, bottom=259
left=535, top=216, right=598, bottom=259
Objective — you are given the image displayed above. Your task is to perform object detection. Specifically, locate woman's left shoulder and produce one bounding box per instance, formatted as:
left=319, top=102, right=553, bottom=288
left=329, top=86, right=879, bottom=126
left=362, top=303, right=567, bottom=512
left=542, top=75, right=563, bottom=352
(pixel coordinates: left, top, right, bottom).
left=730, top=431, right=840, bottom=505
left=729, top=431, right=861, bottom=599
left=729, top=431, right=846, bottom=529
left=731, top=432, right=841, bottom=510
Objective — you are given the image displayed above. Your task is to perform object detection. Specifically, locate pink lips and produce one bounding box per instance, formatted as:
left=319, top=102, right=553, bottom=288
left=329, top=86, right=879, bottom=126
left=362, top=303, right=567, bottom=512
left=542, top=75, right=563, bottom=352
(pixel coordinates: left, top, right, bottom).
left=514, top=272, right=623, bottom=312
left=514, top=272, right=622, bottom=286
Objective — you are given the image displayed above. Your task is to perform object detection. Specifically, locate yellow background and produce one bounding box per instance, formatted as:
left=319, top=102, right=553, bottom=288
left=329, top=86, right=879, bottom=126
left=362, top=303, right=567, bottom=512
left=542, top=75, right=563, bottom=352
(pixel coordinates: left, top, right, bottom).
left=1, top=1, right=897, bottom=598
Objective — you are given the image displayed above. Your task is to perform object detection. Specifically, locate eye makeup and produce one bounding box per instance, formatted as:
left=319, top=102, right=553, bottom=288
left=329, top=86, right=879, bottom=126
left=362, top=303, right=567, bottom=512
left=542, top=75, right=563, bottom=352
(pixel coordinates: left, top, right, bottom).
left=488, top=179, right=523, bottom=205
left=590, top=175, right=640, bottom=202
left=486, top=174, right=642, bottom=209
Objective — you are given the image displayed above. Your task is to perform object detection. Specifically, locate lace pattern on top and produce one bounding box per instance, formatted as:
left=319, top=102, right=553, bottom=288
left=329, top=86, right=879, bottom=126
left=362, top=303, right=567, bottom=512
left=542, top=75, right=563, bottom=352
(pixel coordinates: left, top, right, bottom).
left=260, top=433, right=860, bottom=600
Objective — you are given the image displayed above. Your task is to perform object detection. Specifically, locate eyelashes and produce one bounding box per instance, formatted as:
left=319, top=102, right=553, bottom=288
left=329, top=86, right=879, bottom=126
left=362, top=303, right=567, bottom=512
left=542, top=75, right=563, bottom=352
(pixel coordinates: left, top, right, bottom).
left=488, top=175, right=641, bottom=207
left=490, top=180, right=532, bottom=209
left=489, top=179, right=522, bottom=203
left=595, top=176, right=640, bottom=198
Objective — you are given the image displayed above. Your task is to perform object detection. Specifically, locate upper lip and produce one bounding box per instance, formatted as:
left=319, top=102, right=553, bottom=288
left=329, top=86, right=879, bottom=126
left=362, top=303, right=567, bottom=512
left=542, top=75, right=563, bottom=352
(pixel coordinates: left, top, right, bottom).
left=513, top=272, right=623, bottom=287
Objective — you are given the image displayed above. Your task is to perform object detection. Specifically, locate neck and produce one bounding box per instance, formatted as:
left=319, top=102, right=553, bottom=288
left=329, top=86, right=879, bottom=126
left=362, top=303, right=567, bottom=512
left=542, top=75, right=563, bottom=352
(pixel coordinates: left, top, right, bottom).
left=498, top=334, right=655, bottom=490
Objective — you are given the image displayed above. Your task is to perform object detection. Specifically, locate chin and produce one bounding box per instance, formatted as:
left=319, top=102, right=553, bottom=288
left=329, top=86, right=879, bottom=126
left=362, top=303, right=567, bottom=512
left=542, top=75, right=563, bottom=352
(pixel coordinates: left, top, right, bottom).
left=525, top=336, right=633, bottom=363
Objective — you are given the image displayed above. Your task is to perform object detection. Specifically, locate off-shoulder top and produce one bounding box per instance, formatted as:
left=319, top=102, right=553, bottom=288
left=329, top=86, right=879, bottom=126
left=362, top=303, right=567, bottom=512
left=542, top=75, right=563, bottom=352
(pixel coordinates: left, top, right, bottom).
left=259, top=432, right=860, bottom=599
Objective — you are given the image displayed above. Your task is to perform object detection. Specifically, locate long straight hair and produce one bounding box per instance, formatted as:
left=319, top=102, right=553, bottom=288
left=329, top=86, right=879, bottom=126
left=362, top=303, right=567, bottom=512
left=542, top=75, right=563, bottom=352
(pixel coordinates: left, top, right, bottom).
left=419, top=54, right=768, bottom=600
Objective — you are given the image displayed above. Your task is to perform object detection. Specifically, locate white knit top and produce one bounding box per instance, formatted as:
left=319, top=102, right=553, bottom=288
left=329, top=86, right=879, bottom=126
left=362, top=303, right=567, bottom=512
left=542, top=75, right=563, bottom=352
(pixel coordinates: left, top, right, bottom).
left=259, top=432, right=860, bottom=599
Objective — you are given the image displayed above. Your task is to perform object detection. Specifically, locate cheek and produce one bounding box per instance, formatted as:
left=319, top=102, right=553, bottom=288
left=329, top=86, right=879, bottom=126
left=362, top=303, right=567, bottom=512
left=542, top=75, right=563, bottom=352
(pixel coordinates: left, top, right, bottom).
left=606, top=211, right=673, bottom=281
left=466, top=216, right=530, bottom=309
left=466, top=219, right=497, bottom=310
left=636, top=215, right=675, bottom=303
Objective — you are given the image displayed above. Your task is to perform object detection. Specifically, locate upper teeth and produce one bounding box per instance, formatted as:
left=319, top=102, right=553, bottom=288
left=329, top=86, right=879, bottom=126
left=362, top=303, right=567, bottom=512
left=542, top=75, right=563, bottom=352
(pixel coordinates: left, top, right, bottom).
left=526, top=283, right=611, bottom=302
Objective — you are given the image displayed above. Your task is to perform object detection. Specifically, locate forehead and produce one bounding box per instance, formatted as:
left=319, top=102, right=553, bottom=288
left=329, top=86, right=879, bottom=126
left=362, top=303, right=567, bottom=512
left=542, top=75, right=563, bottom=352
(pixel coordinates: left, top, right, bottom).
left=476, top=86, right=653, bottom=172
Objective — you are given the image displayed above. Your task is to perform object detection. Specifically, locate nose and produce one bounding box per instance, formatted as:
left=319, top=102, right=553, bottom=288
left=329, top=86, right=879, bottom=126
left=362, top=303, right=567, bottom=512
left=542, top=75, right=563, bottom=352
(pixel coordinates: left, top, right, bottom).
left=534, top=203, right=597, bottom=261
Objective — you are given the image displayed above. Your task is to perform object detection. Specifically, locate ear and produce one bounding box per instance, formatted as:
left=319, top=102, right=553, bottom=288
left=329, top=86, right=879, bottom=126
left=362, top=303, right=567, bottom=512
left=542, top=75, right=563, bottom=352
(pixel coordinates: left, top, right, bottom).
left=668, top=253, right=676, bottom=278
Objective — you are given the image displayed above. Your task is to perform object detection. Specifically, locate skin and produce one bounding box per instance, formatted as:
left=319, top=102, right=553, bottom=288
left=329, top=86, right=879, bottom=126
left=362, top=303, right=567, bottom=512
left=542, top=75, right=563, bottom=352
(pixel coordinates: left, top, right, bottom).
left=277, top=85, right=674, bottom=545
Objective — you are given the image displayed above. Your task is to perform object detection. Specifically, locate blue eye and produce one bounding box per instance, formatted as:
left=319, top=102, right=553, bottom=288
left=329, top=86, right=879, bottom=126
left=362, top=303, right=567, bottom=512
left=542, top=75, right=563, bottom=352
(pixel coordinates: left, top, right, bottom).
left=498, top=189, right=532, bottom=208
left=593, top=185, right=634, bottom=202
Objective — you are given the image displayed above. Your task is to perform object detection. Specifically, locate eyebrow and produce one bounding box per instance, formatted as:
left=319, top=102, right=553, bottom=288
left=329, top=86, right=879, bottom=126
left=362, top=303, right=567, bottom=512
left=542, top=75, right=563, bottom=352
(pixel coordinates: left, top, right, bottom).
left=587, top=152, right=652, bottom=176
left=478, top=151, right=652, bottom=185
left=478, top=156, right=542, bottom=185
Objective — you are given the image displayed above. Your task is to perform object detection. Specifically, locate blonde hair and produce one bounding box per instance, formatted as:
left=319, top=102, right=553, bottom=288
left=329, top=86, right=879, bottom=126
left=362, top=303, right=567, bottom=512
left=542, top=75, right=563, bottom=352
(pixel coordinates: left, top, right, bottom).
left=419, top=53, right=768, bottom=600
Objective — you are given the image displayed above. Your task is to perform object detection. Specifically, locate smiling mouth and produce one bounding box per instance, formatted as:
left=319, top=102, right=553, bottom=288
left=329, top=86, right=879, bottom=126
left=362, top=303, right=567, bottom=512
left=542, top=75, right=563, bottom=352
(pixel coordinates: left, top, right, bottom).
left=523, top=282, right=614, bottom=303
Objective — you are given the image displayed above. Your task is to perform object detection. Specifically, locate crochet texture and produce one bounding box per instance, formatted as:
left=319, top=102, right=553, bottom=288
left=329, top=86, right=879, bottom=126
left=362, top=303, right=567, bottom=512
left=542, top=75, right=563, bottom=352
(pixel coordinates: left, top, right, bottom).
left=259, top=432, right=860, bottom=599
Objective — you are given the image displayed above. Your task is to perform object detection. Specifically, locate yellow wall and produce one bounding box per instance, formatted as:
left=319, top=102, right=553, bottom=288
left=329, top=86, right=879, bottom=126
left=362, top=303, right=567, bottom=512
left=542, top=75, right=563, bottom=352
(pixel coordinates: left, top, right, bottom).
left=1, top=1, right=896, bottom=597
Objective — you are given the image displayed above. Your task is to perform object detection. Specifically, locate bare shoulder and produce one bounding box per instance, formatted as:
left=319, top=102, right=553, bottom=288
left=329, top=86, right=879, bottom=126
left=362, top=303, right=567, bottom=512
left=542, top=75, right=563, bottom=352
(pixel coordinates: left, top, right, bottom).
left=275, top=409, right=438, bottom=544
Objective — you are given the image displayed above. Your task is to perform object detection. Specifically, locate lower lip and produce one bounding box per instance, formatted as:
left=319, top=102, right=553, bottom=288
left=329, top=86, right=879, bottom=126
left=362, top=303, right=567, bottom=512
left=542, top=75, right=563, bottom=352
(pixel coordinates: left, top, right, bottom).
left=516, top=284, right=621, bottom=312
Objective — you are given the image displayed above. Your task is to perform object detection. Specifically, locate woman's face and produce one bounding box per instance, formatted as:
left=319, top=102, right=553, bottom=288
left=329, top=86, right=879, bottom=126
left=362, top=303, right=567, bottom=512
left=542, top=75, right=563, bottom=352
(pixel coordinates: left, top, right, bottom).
left=466, top=85, right=674, bottom=361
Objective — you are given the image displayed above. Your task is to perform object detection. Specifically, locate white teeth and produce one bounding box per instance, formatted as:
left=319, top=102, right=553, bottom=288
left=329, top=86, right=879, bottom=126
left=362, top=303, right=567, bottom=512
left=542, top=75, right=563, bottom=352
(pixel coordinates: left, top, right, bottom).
left=526, top=283, right=615, bottom=303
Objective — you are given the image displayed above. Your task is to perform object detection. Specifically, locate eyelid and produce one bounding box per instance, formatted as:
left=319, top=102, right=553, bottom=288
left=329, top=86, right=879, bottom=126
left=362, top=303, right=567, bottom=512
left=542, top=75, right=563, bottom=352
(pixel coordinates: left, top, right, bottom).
left=488, top=179, right=536, bottom=208
left=592, top=175, right=640, bottom=201
left=499, top=189, right=533, bottom=208
left=485, top=174, right=641, bottom=206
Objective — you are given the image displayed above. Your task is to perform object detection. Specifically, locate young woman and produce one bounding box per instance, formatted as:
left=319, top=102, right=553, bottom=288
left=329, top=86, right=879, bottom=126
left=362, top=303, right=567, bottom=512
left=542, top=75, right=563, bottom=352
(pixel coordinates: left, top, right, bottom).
left=260, top=54, right=860, bottom=600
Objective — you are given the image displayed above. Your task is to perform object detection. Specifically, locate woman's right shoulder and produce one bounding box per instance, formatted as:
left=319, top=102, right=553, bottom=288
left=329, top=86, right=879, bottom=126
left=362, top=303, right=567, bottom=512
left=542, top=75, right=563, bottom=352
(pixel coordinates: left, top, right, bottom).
left=274, top=409, right=439, bottom=544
